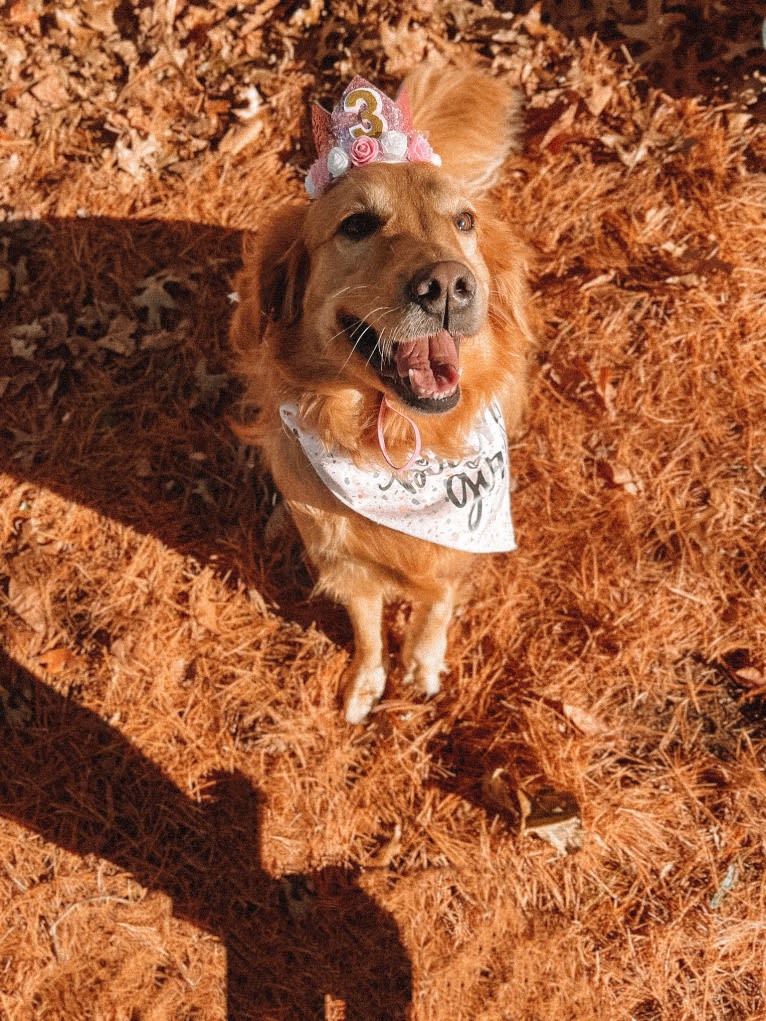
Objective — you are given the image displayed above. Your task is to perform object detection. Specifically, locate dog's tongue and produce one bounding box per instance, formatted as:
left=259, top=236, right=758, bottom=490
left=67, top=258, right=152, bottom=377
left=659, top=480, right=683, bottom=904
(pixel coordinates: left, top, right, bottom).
left=394, top=330, right=459, bottom=398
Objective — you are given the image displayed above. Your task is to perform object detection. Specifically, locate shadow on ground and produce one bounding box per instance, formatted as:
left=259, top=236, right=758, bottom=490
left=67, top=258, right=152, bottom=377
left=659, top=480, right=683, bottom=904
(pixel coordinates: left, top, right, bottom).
left=0, top=649, right=412, bottom=1019
left=1, top=217, right=252, bottom=561
left=2, top=217, right=407, bottom=1014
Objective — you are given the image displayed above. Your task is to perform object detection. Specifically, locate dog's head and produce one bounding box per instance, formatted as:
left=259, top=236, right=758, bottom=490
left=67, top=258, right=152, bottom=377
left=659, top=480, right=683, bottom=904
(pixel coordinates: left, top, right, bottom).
left=233, top=73, right=533, bottom=443
left=296, top=160, right=498, bottom=415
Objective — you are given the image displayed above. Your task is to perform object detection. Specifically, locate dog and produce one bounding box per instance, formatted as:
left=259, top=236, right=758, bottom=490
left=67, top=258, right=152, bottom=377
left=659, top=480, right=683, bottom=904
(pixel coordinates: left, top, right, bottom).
left=231, top=64, right=535, bottom=723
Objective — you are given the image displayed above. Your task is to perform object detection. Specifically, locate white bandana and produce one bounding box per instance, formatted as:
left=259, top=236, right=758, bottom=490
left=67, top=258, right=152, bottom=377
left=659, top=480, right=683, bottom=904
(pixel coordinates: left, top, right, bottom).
left=279, top=402, right=516, bottom=554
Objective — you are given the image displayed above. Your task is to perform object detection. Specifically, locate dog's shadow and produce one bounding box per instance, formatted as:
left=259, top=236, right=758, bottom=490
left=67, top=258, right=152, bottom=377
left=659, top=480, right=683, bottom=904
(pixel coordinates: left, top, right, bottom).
left=0, top=218, right=409, bottom=1015
left=0, top=650, right=412, bottom=1019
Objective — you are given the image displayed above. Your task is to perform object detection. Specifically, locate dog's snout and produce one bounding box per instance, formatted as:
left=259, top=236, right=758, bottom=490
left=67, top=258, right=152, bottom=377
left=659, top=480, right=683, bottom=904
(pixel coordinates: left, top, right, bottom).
left=410, top=261, right=476, bottom=317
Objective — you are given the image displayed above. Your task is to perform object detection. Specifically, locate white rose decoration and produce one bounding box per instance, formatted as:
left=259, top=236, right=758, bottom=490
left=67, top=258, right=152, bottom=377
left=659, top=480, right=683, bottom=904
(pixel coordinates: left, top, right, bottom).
left=327, top=145, right=351, bottom=178
left=380, top=130, right=408, bottom=161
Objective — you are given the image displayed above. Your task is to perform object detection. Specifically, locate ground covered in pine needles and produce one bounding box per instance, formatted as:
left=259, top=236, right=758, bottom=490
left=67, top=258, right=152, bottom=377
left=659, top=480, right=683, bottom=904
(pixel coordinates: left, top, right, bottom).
left=1, top=3, right=765, bottom=1020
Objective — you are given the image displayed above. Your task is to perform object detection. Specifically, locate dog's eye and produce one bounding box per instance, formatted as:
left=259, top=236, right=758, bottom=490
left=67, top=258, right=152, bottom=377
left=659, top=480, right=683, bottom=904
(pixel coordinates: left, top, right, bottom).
left=455, top=211, right=475, bottom=232
left=337, top=212, right=381, bottom=241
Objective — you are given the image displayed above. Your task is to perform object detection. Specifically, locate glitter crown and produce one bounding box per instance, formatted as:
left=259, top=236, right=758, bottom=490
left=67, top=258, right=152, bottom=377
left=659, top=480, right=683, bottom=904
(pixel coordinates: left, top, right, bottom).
left=305, top=76, right=441, bottom=199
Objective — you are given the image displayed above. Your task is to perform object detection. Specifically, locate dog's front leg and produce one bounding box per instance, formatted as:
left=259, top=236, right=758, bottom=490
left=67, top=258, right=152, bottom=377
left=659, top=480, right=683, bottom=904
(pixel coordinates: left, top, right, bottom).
left=402, top=586, right=457, bottom=699
left=343, top=591, right=387, bottom=724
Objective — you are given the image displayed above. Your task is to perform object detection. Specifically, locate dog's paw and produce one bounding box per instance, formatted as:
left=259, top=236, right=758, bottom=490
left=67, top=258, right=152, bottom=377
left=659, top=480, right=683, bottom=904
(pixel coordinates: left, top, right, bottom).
left=402, top=659, right=445, bottom=698
left=344, top=665, right=387, bottom=724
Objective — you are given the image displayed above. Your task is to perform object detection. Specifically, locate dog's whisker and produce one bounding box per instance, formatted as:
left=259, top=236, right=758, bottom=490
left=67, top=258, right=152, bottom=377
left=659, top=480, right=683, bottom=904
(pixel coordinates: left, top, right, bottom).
left=330, top=283, right=375, bottom=302
left=327, top=324, right=355, bottom=347
left=335, top=315, right=389, bottom=377
left=369, top=329, right=386, bottom=369
left=387, top=318, right=418, bottom=351
left=364, top=308, right=401, bottom=367
left=333, top=307, right=403, bottom=380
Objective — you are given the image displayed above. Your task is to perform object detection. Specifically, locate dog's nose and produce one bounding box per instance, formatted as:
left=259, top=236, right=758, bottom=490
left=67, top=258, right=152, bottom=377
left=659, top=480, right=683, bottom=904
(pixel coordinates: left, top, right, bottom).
left=410, top=261, right=476, bottom=318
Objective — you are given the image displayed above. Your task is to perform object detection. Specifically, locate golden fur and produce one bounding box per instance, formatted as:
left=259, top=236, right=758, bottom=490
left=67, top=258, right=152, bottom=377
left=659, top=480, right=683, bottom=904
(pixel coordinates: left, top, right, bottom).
left=231, top=65, right=535, bottom=722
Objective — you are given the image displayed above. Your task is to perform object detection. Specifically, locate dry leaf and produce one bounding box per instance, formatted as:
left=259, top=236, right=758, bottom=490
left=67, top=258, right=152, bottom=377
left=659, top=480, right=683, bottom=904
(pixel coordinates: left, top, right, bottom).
left=0, top=683, right=33, bottom=727
left=7, top=576, right=47, bottom=634
left=9, top=1, right=40, bottom=27
left=665, top=273, right=702, bottom=288
left=97, top=313, right=137, bottom=355
left=31, top=72, right=70, bottom=108
left=37, top=647, right=84, bottom=674
left=481, top=767, right=519, bottom=819
left=598, top=458, right=639, bottom=496
left=735, top=666, right=765, bottom=688
left=518, top=786, right=584, bottom=856
left=324, top=994, right=347, bottom=1021
left=734, top=666, right=766, bottom=701
left=585, top=82, right=613, bottom=117
left=10, top=322, right=45, bottom=360
left=133, top=273, right=180, bottom=331
left=290, top=0, right=324, bottom=28
left=581, top=271, right=616, bottom=291
left=191, top=588, right=220, bottom=633
left=367, top=823, right=403, bottom=868
left=540, top=102, right=577, bottom=151
left=81, top=0, right=118, bottom=35
left=280, top=874, right=317, bottom=920
left=233, top=85, right=263, bottom=121
left=562, top=702, right=608, bottom=736
left=219, top=116, right=266, bottom=156
left=710, top=862, right=738, bottom=909
left=115, top=131, right=160, bottom=178
left=194, top=357, right=229, bottom=404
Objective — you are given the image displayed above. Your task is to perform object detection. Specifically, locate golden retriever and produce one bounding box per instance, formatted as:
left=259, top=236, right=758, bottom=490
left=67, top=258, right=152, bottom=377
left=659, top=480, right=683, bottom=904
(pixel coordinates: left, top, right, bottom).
left=231, top=64, right=534, bottom=723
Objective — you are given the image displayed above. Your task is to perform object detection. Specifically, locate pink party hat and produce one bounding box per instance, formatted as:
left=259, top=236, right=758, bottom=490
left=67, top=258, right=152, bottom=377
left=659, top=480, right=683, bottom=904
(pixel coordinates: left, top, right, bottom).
left=304, top=76, right=441, bottom=198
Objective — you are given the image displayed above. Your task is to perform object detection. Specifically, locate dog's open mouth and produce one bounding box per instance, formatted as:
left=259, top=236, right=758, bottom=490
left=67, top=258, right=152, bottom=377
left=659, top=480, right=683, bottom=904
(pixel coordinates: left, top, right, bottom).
left=340, top=314, right=461, bottom=414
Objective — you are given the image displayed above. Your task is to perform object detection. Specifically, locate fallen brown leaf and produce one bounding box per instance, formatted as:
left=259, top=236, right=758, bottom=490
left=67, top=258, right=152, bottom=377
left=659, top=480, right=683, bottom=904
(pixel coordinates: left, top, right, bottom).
left=517, top=786, right=584, bottom=856
left=7, top=576, right=47, bottom=634
left=37, top=647, right=84, bottom=674
left=562, top=702, right=609, bottom=736
left=735, top=666, right=765, bottom=688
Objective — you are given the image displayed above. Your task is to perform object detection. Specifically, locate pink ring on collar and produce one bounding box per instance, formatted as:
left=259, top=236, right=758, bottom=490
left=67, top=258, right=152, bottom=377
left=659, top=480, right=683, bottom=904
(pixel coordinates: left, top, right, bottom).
left=377, top=395, right=422, bottom=472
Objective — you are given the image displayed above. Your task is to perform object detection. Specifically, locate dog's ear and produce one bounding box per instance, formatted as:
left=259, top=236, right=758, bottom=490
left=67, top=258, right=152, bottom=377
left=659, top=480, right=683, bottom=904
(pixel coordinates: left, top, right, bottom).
left=401, top=64, right=521, bottom=195
left=232, top=204, right=309, bottom=352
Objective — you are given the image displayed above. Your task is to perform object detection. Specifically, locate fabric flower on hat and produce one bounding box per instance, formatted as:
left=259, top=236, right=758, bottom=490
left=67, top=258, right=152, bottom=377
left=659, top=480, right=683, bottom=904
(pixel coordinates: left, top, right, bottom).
left=327, top=145, right=350, bottom=178
left=408, top=133, right=440, bottom=166
left=350, top=135, right=381, bottom=167
left=380, top=130, right=408, bottom=160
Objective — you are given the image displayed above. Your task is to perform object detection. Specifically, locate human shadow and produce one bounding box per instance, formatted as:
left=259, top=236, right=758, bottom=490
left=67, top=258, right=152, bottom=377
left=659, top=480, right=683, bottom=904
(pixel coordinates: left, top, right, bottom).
left=0, top=649, right=412, bottom=1019
left=0, top=216, right=409, bottom=1014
